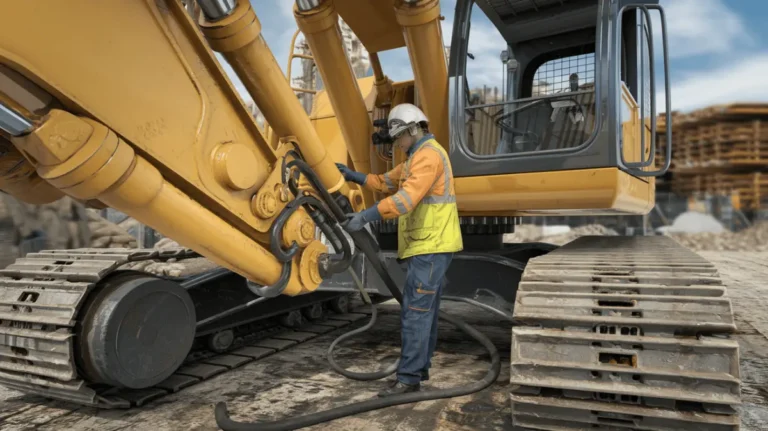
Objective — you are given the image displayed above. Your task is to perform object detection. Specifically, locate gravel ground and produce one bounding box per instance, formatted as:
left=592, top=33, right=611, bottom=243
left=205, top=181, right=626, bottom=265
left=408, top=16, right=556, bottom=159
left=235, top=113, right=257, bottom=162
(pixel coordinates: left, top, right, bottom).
left=700, top=252, right=768, bottom=430
left=0, top=251, right=766, bottom=431
left=670, top=222, right=768, bottom=252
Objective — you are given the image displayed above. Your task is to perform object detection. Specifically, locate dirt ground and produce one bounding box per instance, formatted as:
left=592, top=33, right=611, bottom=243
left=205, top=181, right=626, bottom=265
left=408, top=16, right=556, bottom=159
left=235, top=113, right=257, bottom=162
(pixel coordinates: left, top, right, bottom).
left=1, top=252, right=767, bottom=431
left=700, top=252, right=768, bottom=431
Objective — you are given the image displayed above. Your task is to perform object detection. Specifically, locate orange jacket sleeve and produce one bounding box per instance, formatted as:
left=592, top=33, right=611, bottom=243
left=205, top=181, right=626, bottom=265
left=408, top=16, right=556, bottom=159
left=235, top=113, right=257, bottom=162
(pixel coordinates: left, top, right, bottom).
left=364, top=163, right=404, bottom=194
left=376, top=147, right=442, bottom=219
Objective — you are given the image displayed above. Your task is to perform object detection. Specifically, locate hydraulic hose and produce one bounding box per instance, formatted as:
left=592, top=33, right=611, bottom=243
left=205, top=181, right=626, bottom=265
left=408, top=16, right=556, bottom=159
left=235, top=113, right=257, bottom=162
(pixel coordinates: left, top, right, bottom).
left=326, top=267, right=399, bottom=381
left=327, top=303, right=399, bottom=381
left=213, top=154, right=502, bottom=430
left=214, top=229, right=501, bottom=431
left=215, top=308, right=499, bottom=431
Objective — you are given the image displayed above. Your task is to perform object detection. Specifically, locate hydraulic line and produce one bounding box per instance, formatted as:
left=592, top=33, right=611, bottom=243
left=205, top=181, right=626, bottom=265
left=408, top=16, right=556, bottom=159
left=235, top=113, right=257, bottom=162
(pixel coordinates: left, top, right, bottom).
left=326, top=268, right=398, bottom=381
left=214, top=154, right=502, bottom=431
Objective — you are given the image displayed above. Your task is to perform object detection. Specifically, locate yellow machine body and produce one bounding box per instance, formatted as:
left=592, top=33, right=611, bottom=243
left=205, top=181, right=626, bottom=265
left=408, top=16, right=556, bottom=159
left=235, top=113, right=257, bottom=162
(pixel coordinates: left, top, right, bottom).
left=0, top=0, right=653, bottom=290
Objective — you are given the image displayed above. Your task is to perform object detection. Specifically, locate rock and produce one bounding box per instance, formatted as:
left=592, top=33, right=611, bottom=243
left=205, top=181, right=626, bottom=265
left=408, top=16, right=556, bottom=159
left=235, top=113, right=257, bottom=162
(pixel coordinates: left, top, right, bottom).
left=657, top=211, right=725, bottom=234
left=666, top=221, right=768, bottom=252
left=90, top=236, right=111, bottom=248
left=0, top=194, right=91, bottom=262
left=504, top=223, right=619, bottom=245
left=154, top=237, right=181, bottom=250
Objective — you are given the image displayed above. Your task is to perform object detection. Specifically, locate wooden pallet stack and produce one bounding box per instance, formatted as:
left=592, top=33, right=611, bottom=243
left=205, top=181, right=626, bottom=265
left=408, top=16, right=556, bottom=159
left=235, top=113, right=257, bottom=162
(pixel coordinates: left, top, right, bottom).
left=656, top=103, right=768, bottom=212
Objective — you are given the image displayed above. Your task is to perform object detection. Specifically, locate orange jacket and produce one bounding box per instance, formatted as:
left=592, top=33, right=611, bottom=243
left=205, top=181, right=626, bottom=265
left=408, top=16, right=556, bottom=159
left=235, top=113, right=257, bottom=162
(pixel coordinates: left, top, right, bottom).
left=364, top=136, right=448, bottom=219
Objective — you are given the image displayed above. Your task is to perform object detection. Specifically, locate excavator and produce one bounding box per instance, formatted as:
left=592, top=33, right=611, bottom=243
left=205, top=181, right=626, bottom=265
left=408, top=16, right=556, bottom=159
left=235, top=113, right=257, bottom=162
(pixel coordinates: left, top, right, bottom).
left=0, top=0, right=742, bottom=430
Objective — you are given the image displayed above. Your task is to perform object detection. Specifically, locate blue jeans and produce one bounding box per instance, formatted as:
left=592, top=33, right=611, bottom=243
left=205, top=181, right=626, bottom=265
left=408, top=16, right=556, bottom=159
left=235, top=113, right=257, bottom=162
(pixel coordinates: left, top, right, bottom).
left=397, top=252, right=453, bottom=385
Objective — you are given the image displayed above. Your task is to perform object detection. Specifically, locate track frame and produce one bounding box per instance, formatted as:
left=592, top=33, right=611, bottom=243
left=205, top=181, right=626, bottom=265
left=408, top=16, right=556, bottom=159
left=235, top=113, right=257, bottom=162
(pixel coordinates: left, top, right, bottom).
left=0, top=247, right=358, bottom=408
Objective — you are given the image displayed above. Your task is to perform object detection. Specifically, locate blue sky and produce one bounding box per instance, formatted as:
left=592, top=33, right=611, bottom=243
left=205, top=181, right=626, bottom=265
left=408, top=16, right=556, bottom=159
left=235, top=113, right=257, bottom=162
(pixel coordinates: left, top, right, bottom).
left=228, top=0, right=768, bottom=113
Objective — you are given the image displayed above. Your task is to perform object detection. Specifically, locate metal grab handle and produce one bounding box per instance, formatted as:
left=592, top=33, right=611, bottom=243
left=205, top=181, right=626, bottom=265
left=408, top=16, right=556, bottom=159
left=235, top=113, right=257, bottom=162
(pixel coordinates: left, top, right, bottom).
left=616, top=4, right=672, bottom=177
left=622, top=5, right=656, bottom=169
left=286, top=28, right=317, bottom=94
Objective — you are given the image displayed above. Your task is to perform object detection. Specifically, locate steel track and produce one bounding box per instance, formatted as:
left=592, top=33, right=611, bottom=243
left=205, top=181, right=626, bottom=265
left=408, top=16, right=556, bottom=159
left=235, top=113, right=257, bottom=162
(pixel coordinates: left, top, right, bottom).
left=0, top=247, right=368, bottom=408
left=510, top=235, right=742, bottom=431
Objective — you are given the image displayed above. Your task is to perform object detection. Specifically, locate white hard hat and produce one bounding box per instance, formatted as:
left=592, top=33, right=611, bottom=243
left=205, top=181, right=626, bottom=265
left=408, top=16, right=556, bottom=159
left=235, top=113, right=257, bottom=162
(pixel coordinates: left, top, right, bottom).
left=387, top=103, right=428, bottom=138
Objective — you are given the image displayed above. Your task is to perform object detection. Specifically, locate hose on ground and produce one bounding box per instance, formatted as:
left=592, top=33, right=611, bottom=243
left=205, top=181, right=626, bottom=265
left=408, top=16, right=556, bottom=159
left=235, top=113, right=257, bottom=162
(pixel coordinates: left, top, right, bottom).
left=326, top=303, right=399, bottom=381
left=213, top=155, right=501, bottom=430
left=214, top=229, right=501, bottom=430
left=326, top=266, right=399, bottom=381
left=215, top=307, right=500, bottom=431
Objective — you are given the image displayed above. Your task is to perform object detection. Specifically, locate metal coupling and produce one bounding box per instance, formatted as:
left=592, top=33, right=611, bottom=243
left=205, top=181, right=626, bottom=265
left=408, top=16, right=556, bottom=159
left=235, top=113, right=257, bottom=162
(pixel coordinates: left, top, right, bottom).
left=0, top=102, right=33, bottom=136
left=296, top=0, right=322, bottom=12
left=196, top=0, right=237, bottom=21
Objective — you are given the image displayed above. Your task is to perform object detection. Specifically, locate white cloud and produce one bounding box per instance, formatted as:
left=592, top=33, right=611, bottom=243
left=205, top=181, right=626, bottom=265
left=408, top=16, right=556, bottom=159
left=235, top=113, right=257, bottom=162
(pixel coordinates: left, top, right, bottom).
left=655, top=0, right=753, bottom=59
left=657, top=53, right=768, bottom=112
left=461, top=5, right=508, bottom=89
left=253, top=0, right=298, bottom=73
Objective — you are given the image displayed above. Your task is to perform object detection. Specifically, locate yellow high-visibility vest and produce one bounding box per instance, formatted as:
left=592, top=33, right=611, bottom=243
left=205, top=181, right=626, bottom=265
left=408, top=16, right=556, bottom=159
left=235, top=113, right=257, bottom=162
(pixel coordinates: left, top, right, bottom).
left=397, top=139, right=463, bottom=259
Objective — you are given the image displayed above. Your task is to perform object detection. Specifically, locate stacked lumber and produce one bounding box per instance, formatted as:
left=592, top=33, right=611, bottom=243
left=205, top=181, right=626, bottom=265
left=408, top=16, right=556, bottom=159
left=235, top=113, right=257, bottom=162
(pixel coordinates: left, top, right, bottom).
left=657, top=103, right=768, bottom=211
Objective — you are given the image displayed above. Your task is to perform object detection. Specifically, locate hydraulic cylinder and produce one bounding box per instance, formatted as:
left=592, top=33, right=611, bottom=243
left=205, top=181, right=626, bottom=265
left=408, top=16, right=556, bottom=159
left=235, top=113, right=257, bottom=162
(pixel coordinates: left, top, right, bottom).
left=11, top=110, right=318, bottom=295
left=294, top=0, right=373, bottom=206
left=394, top=0, right=449, bottom=148
left=197, top=0, right=358, bottom=208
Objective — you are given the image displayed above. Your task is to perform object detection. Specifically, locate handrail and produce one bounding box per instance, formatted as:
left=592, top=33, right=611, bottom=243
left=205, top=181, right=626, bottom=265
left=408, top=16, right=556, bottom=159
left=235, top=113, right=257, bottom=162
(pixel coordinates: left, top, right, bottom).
left=285, top=29, right=317, bottom=95
left=286, top=29, right=302, bottom=81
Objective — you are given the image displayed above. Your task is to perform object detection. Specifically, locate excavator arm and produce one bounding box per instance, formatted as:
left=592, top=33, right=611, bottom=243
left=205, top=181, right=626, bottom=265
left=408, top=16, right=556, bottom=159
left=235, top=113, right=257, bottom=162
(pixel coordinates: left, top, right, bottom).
left=0, top=0, right=371, bottom=296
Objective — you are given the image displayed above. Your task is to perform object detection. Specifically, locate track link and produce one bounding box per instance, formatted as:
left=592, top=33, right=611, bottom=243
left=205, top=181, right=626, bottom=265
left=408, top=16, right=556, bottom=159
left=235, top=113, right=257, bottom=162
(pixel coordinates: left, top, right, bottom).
left=0, top=248, right=367, bottom=408
left=510, top=235, right=741, bottom=431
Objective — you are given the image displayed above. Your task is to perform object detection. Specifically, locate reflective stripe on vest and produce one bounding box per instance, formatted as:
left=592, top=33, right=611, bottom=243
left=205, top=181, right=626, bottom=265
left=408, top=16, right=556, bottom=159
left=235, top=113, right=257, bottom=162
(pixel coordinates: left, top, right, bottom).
left=397, top=139, right=463, bottom=259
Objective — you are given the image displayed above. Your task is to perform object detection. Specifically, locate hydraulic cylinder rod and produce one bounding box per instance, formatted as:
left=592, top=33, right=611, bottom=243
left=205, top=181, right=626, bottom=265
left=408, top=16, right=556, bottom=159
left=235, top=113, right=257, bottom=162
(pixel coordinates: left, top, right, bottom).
left=196, top=0, right=355, bottom=205
left=294, top=0, right=374, bottom=207
left=394, top=0, right=449, bottom=148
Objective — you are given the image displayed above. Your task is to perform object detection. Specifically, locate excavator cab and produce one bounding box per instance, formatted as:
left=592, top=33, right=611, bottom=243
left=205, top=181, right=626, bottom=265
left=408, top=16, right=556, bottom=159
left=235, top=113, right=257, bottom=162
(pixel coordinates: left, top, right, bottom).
left=444, top=0, right=671, bottom=216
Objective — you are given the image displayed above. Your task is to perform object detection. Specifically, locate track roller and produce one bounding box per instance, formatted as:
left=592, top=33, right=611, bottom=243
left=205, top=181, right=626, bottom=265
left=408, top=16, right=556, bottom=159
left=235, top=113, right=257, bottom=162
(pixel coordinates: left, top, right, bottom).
left=301, top=303, right=324, bottom=321
left=328, top=295, right=349, bottom=314
left=206, top=329, right=235, bottom=353
left=278, top=310, right=304, bottom=328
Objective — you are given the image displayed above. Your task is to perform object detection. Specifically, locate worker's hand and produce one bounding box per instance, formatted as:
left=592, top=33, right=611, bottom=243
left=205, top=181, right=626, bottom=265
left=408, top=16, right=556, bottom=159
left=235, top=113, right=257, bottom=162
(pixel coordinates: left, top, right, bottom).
left=342, top=206, right=382, bottom=232
left=335, top=163, right=367, bottom=185
left=342, top=212, right=368, bottom=232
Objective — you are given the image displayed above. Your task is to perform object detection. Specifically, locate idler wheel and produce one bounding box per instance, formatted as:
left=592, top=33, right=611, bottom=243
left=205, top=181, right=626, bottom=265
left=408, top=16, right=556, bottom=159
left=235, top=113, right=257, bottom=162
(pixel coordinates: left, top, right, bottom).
left=76, top=272, right=196, bottom=389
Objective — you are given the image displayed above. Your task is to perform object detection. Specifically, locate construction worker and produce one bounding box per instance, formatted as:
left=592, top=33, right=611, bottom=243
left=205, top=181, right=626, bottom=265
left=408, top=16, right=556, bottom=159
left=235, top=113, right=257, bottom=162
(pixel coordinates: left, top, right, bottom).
left=337, top=103, right=463, bottom=397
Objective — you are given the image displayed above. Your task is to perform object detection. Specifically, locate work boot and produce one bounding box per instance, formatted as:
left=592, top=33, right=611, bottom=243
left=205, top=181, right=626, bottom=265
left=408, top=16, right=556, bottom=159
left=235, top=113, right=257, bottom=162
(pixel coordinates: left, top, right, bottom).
left=377, top=381, right=420, bottom=398
left=421, top=370, right=429, bottom=381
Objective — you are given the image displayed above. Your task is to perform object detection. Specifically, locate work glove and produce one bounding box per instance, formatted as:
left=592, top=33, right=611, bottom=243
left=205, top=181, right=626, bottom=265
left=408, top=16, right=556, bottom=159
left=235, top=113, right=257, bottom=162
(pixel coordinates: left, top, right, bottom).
left=335, top=163, right=367, bottom=185
left=342, top=206, right=382, bottom=232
